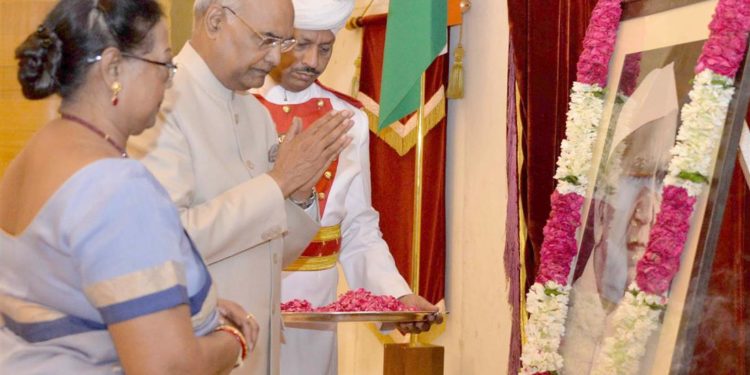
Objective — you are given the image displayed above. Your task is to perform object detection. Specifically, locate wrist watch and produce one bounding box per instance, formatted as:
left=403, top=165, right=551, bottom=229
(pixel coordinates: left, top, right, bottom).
left=291, top=188, right=316, bottom=209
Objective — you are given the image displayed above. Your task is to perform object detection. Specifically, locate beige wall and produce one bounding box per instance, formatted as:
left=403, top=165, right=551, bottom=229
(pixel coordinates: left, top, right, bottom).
left=321, top=1, right=512, bottom=373
left=440, top=0, right=511, bottom=372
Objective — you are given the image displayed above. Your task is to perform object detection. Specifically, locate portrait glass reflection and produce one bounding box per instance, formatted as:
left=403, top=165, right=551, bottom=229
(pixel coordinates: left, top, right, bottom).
left=559, top=39, right=706, bottom=374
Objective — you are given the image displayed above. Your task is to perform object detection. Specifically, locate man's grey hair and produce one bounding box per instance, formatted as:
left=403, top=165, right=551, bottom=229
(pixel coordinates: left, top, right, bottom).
left=194, top=0, right=243, bottom=17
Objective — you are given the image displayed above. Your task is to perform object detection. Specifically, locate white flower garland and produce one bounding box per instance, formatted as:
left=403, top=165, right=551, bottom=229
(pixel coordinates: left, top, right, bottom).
left=664, top=70, right=734, bottom=196
left=554, top=82, right=606, bottom=195
left=590, top=286, right=665, bottom=375
left=591, top=69, right=737, bottom=372
left=521, top=82, right=605, bottom=374
left=521, top=281, right=571, bottom=374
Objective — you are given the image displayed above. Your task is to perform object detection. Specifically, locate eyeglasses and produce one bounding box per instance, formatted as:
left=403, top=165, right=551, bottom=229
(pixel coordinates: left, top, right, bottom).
left=222, top=6, right=297, bottom=53
left=122, top=53, right=177, bottom=82
left=86, top=53, right=177, bottom=82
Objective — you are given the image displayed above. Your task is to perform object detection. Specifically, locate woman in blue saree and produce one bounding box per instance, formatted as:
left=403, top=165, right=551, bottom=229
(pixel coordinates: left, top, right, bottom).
left=0, top=0, right=259, bottom=373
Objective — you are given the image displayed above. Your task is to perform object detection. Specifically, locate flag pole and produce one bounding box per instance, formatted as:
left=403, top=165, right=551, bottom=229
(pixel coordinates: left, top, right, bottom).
left=409, top=72, right=427, bottom=346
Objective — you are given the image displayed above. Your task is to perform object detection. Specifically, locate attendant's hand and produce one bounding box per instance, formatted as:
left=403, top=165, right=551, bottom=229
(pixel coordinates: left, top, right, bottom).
left=394, top=294, right=443, bottom=335
left=217, top=299, right=260, bottom=352
left=269, top=111, right=354, bottom=199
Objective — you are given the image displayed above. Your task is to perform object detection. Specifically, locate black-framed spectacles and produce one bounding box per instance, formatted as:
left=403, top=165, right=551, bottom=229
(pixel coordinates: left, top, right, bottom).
left=86, top=53, right=177, bottom=82
left=222, top=6, right=297, bottom=53
left=122, top=53, right=177, bottom=82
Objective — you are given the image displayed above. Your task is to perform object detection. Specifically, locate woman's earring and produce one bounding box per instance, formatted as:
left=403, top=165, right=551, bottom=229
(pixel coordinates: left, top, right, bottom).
left=111, top=81, right=122, bottom=106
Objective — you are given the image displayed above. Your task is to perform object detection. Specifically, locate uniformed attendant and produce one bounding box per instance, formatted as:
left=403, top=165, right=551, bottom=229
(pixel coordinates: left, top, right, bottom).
left=256, top=1, right=440, bottom=373
left=128, top=0, right=353, bottom=374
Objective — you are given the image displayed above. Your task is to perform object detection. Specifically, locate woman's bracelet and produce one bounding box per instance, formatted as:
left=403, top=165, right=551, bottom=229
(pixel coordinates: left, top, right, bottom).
left=215, top=324, right=248, bottom=368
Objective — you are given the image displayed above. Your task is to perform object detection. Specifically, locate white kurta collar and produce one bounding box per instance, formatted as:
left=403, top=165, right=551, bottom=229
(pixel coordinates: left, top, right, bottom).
left=176, top=42, right=235, bottom=101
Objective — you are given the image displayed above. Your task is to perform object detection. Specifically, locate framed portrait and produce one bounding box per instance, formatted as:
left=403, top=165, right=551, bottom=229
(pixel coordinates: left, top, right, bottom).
left=558, top=1, right=750, bottom=374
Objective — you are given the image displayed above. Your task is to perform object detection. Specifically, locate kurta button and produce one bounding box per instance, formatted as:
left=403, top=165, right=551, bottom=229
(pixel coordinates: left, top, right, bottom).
left=282, top=105, right=291, bottom=113
left=318, top=192, right=326, bottom=200
left=324, top=171, right=332, bottom=179
left=234, top=114, right=239, bottom=124
left=244, top=160, right=254, bottom=169
left=317, top=100, right=324, bottom=108
left=273, top=254, right=278, bottom=264
left=261, top=229, right=276, bottom=241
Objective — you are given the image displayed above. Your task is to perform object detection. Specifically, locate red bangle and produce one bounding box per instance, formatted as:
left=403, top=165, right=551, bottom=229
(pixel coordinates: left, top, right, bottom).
left=215, top=325, right=248, bottom=366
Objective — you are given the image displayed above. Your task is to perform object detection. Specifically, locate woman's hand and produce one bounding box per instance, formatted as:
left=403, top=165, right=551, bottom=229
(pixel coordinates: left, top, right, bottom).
left=217, top=299, right=260, bottom=352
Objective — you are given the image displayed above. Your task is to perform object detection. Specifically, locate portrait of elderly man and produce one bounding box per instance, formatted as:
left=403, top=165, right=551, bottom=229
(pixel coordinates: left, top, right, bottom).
left=256, top=1, right=439, bottom=374
left=128, top=0, right=353, bottom=374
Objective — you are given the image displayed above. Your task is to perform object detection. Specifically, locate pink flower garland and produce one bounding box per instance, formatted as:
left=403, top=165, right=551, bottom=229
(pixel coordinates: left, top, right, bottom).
left=534, top=0, right=622, bottom=288
left=635, top=0, right=750, bottom=296
left=695, top=0, right=750, bottom=76
left=523, top=1, right=623, bottom=373
left=635, top=186, right=697, bottom=294
left=536, top=191, right=585, bottom=285
left=576, top=0, right=623, bottom=87
left=619, top=52, right=642, bottom=96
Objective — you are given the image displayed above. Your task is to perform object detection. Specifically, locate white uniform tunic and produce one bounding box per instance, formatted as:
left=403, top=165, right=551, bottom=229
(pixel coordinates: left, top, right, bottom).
left=260, top=82, right=412, bottom=375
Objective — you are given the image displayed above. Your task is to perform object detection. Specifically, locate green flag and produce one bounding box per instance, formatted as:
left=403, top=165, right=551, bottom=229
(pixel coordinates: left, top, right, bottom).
left=378, top=0, right=447, bottom=130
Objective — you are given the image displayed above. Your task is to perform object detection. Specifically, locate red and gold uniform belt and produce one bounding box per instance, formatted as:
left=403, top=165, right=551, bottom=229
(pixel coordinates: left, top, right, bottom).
left=284, top=224, right=341, bottom=271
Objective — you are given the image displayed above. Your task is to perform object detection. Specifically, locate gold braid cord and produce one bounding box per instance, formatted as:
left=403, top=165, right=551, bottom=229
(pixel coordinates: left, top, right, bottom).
left=362, top=95, right=446, bottom=157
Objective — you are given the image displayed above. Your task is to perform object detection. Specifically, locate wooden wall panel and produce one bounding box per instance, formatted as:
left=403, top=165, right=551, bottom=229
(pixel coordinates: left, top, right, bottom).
left=0, top=1, right=171, bottom=176
left=0, top=0, right=58, bottom=176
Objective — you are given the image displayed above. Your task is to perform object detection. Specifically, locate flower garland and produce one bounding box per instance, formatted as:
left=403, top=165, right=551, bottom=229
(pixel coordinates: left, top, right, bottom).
left=592, top=1, right=750, bottom=372
left=520, top=1, right=623, bottom=373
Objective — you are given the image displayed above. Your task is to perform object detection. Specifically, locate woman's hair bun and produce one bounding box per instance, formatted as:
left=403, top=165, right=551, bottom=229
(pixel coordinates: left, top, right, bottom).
left=15, top=24, right=63, bottom=99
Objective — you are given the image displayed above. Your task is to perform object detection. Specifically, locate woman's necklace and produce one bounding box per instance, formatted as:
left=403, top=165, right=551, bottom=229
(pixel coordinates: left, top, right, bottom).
left=60, top=113, right=128, bottom=158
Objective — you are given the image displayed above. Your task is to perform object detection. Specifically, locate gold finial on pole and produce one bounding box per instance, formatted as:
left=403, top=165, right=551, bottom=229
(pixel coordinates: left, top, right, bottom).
left=346, top=0, right=376, bottom=30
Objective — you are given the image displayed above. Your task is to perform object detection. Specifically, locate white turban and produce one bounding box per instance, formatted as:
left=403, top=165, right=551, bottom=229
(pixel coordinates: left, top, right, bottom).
left=292, top=0, right=355, bottom=34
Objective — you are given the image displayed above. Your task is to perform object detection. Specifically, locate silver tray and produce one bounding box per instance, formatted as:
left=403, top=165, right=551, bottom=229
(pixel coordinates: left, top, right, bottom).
left=282, top=311, right=445, bottom=323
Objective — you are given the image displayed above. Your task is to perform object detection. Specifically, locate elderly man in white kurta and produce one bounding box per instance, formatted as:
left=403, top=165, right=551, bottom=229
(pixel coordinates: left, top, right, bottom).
left=256, top=1, right=439, bottom=374
left=128, top=1, right=354, bottom=374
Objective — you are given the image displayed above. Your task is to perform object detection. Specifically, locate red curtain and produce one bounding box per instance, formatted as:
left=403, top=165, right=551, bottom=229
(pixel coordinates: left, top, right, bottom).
left=358, top=15, right=447, bottom=304
left=689, top=155, right=750, bottom=374
left=507, top=0, right=599, bottom=281
left=506, top=3, right=597, bottom=373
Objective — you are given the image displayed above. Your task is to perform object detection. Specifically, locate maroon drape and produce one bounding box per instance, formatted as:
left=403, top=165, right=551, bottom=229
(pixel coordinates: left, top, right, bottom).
left=688, top=155, right=750, bottom=374
left=507, top=0, right=599, bottom=282
left=358, top=15, right=447, bottom=304
left=506, top=2, right=597, bottom=373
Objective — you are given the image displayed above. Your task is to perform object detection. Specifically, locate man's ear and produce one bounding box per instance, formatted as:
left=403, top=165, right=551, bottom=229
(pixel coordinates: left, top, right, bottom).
left=203, top=4, right=226, bottom=38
